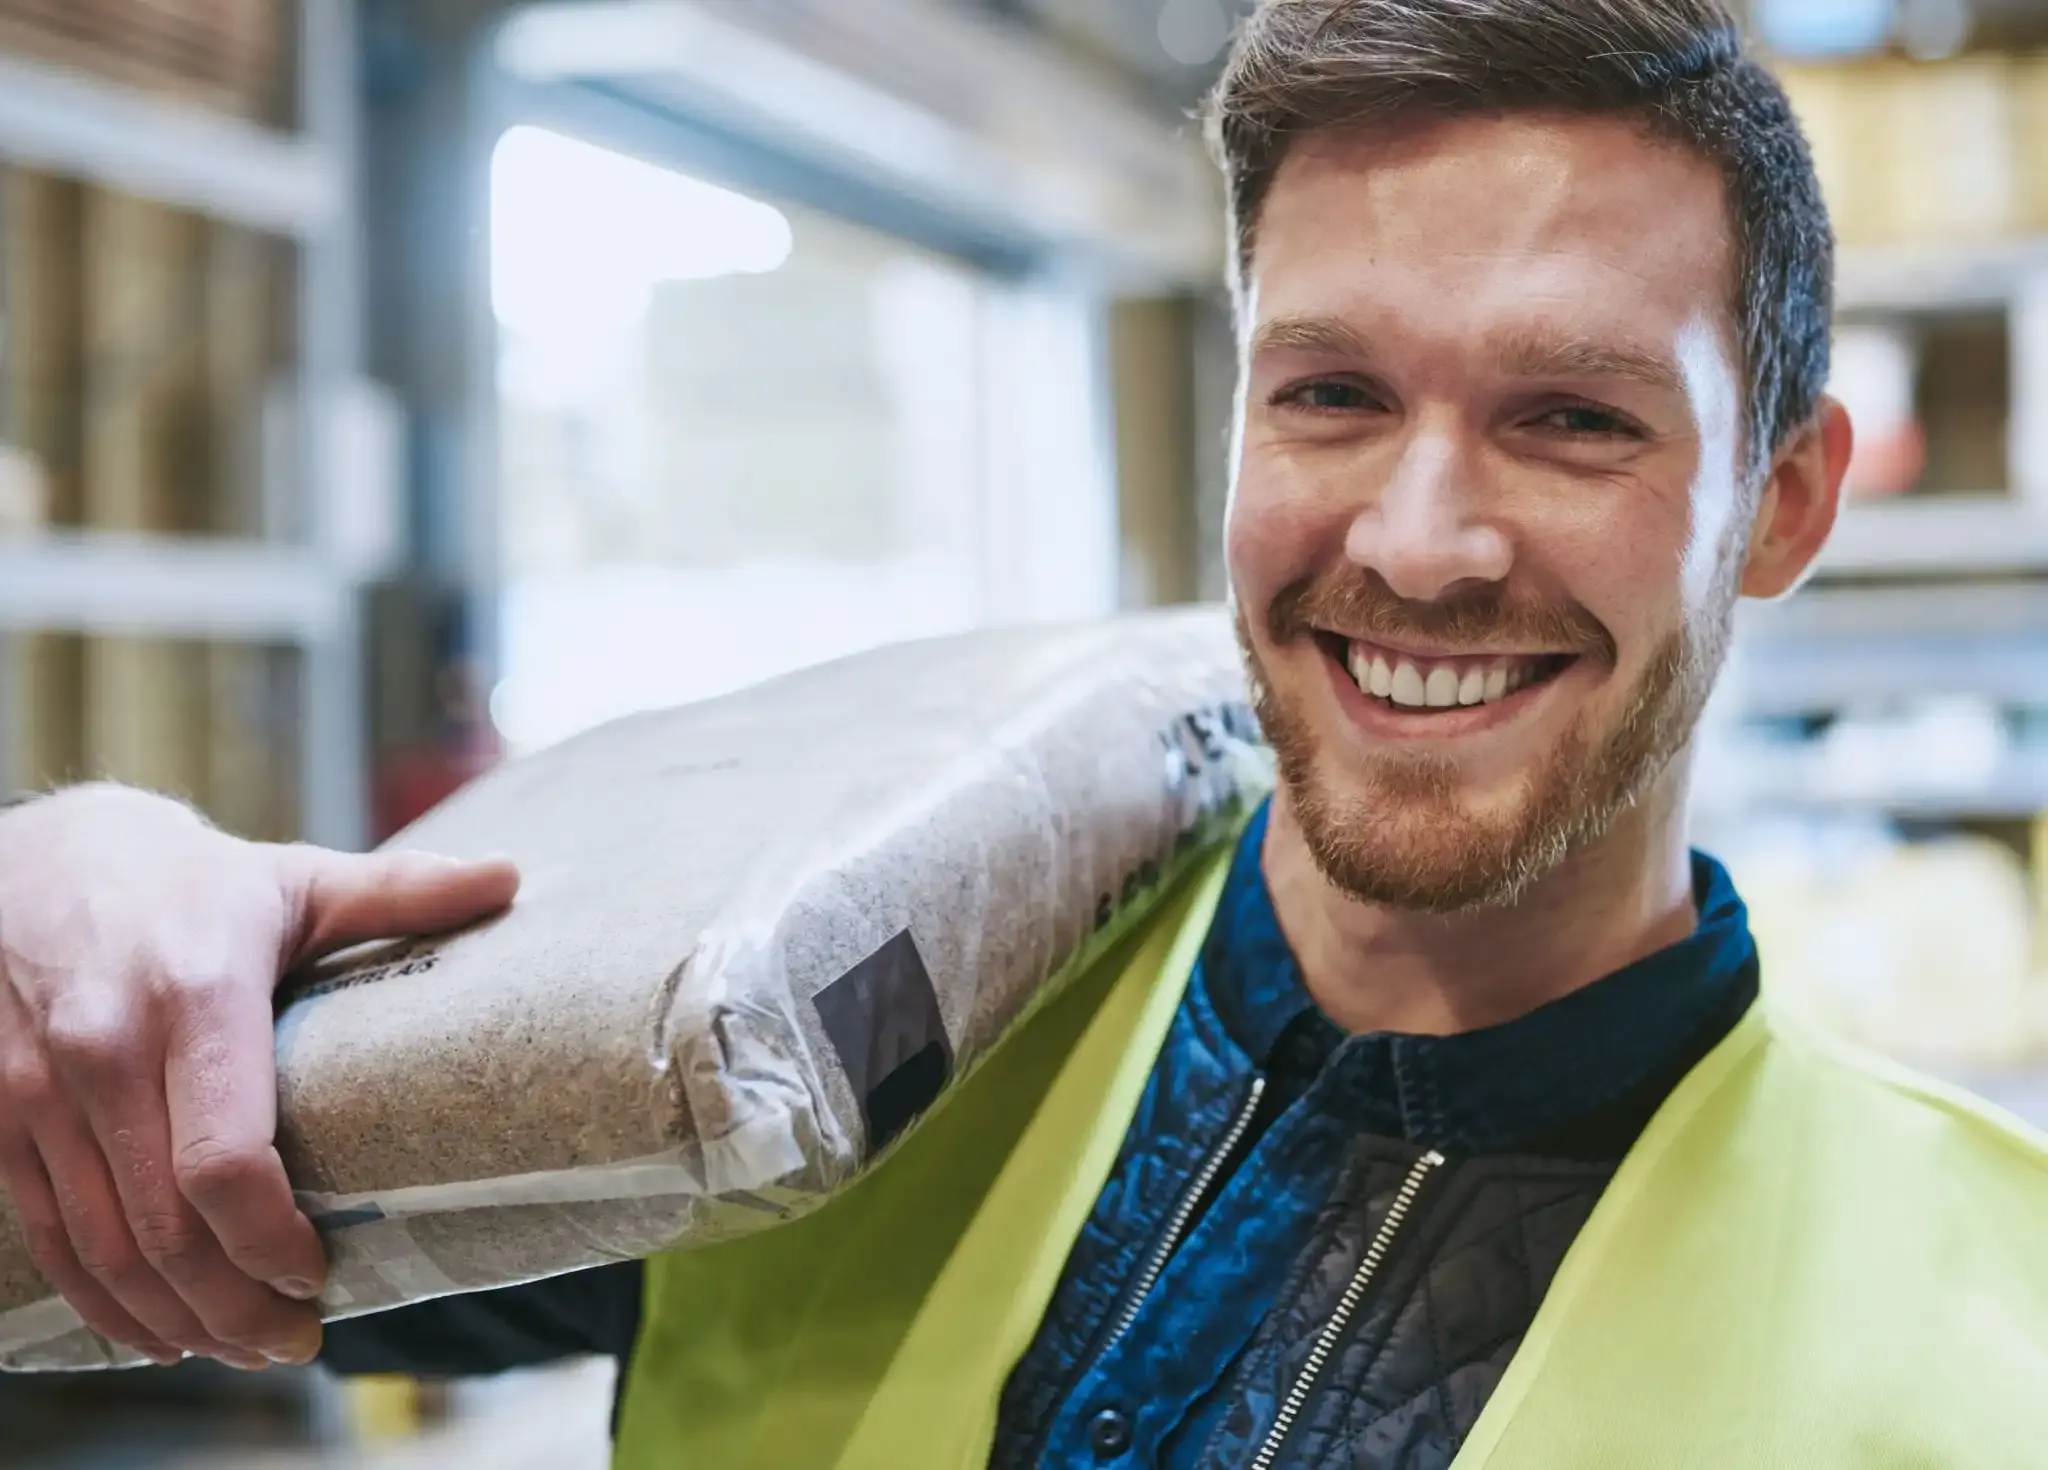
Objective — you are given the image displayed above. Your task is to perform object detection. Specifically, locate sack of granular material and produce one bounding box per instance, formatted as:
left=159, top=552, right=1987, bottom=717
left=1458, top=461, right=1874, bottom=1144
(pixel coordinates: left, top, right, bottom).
left=0, top=607, right=1269, bottom=1370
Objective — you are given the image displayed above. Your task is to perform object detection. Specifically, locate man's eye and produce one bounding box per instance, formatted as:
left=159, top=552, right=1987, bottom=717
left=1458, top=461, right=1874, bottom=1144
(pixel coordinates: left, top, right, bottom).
left=1277, top=380, right=1376, bottom=412
left=1533, top=405, right=1637, bottom=437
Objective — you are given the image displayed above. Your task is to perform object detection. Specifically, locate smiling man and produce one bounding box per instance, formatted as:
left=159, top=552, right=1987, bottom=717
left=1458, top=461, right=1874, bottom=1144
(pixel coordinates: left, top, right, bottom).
left=1228, top=92, right=1777, bottom=1010
left=5, top=2, right=2048, bottom=1466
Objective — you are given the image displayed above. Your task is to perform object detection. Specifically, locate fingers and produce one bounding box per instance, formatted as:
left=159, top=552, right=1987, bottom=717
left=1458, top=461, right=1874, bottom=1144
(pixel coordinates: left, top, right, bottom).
left=16, top=1082, right=219, bottom=1359
left=0, top=977, right=200, bottom=1362
left=58, top=1039, right=321, bottom=1368
left=0, top=791, right=340, bottom=1371
left=277, top=847, right=520, bottom=962
left=0, top=1124, right=180, bottom=1365
left=162, top=969, right=327, bottom=1299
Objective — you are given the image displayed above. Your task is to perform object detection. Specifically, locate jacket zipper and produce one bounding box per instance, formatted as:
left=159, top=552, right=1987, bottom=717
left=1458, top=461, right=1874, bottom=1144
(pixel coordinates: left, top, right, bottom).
left=1097, top=1073, right=1268, bottom=1359
left=1010, top=1075, right=1270, bottom=1470
left=1245, top=1148, right=1448, bottom=1470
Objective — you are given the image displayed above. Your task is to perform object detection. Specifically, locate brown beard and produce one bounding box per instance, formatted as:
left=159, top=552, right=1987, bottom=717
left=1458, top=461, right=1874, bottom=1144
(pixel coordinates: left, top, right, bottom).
left=1236, top=562, right=1737, bottom=915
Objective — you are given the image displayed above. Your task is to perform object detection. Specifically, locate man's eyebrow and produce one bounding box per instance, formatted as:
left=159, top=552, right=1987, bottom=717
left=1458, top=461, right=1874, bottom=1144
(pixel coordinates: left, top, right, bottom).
left=1249, top=318, right=1688, bottom=396
left=1496, top=333, right=1686, bottom=394
left=1248, top=316, right=1375, bottom=360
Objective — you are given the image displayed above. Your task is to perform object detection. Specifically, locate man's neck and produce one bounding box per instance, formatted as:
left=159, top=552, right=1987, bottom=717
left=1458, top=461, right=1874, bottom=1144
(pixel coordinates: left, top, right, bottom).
left=1261, top=771, right=1700, bottom=1039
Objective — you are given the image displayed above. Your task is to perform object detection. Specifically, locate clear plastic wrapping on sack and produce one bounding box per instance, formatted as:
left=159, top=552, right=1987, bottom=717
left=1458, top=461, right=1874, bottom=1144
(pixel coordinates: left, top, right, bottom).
left=0, top=607, right=1268, bottom=1370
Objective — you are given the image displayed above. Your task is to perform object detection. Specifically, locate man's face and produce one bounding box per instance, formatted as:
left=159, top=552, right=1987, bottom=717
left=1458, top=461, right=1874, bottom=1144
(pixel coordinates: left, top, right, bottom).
left=1228, top=112, right=1753, bottom=913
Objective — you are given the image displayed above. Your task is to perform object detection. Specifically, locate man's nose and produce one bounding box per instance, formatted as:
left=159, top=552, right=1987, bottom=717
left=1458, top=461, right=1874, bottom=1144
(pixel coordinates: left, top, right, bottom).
left=1341, top=429, right=1512, bottom=603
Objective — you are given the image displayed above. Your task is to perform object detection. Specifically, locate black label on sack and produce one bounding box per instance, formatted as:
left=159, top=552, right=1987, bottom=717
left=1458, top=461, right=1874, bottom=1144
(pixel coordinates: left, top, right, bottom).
left=294, top=1194, right=388, bottom=1234
left=813, top=930, right=954, bottom=1157
left=282, top=939, right=442, bottom=1007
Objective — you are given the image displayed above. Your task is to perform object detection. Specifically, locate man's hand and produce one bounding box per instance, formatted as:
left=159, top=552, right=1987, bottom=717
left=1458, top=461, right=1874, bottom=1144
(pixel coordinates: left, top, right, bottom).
left=0, top=785, right=518, bottom=1369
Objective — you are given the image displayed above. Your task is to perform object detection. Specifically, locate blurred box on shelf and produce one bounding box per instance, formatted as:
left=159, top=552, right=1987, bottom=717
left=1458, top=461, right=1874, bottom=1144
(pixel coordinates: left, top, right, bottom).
left=0, top=0, right=283, bottom=123
left=2, top=165, right=83, bottom=526
left=77, top=187, right=216, bottom=806
left=2034, top=812, right=2048, bottom=979
left=1817, top=496, right=2048, bottom=576
left=0, top=442, right=44, bottom=535
left=1919, top=312, right=2012, bottom=492
left=1776, top=61, right=1884, bottom=246
left=0, top=167, right=303, bottom=832
left=2017, top=265, right=2048, bottom=507
left=1878, top=58, right=2019, bottom=244
left=1829, top=324, right=1925, bottom=500
left=1778, top=56, right=2043, bottom=249
left=1724, top=818, right=2046, bottom=1073
left=2019, top=53, right=2048, bottom=234
left=1702, top=696, right=2048, bottom=818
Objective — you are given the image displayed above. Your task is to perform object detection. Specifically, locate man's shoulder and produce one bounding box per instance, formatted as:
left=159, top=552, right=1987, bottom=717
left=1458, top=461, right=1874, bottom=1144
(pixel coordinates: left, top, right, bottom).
left=1673, top=1014, right=2048, bottom=1383
left=1761, top=1008, right=2048, bottom=1194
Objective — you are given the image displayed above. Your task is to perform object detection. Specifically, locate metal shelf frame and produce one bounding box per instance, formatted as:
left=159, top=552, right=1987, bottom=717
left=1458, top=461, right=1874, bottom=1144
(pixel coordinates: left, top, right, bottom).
left=1834, top=238, right=2048, bottom=528
left=1816, top=496, right=2048, bottom=577
left=1836, top=237, right=2048, bottom=316
left=1709, top=753, right=2048, bottom=820
left=0, top=50, right=343, bottom=237
left=1730, top=582, right=2048, bottom=717
left=0, top=533, right=346, bottom=641
left=0, top=0, right=370, bottom=851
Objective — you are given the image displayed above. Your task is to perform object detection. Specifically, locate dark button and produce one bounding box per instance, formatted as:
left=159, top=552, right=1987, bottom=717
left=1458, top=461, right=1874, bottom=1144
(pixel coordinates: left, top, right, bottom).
left=1088, top=1408, right=1133, bottom=1459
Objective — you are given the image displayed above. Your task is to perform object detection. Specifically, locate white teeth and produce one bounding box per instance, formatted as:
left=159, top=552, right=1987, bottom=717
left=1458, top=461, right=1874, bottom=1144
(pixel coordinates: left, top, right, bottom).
left=1389, top=660, right=1428, bottom=708
left=1348, top=643, right=1546, bottom=711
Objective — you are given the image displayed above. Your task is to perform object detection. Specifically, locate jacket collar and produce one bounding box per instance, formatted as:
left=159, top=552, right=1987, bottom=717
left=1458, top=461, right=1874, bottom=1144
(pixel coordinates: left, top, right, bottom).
left=1201, top=800, right=1760, bottom=1153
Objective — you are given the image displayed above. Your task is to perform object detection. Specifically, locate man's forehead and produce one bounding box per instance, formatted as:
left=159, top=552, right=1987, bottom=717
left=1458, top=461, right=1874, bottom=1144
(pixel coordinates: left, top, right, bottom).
left=1251, top=111, right=1736, bottom=343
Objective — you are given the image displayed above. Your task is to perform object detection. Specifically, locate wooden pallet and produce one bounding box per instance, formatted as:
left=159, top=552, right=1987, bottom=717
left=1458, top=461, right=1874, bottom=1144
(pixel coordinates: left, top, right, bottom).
left=0, top=0, right=283, bottom=122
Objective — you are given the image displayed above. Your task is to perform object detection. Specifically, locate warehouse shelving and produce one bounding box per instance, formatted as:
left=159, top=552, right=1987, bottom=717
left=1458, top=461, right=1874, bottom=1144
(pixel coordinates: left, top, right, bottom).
left=0, top=0, right=369, bottom=851
left=1717, top=578, right=2048, bottom=822
left=1714, top=224, right=2048, bottom=824
left=0, top=532, right=347, bottom=641
left=1733, top=582, right=2048, bottom=715
left=1817, top=495, right=2048, bottom=576
left=0, top=49, right=342, bottom=237
left=1835, top=235, right=2048, bottom=315
left=1718, top=744, right=2048, bottom=820
left=0, top=2, right=368, bottom=1446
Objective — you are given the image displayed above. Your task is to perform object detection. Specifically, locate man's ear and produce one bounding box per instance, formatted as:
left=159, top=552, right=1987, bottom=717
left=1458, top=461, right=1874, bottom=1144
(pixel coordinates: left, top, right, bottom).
left=1740, top=396, right=1854, bottom=600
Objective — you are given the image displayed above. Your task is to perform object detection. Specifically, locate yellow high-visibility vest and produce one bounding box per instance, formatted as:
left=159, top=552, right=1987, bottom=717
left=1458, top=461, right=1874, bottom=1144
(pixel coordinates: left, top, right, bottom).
left=616, top=851, right=2048, bottom=1468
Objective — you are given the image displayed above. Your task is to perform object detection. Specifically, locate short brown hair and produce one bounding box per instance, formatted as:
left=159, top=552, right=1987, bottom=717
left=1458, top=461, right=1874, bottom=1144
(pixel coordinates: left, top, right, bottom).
left=1203, top=0, right=1834, bottom=470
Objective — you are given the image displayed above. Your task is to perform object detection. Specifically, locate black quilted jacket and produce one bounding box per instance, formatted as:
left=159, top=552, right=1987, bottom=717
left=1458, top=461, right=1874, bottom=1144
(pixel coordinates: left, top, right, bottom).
left=1191, top=1133, right=1635, bottom=1466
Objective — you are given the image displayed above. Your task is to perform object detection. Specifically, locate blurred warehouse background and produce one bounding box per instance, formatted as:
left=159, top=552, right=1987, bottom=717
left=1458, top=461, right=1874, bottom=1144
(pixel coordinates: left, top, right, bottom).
left=0, top=0, right=2046, bottom=1463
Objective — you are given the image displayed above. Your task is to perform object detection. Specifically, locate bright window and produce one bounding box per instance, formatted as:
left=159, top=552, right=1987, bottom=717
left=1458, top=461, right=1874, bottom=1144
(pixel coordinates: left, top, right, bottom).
left=487, top=127, right=1113, bottom=753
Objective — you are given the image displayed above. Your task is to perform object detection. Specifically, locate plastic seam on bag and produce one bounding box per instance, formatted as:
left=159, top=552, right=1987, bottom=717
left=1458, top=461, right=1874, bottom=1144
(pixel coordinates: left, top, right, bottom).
left=673, top=679, right=1266, bottom=1198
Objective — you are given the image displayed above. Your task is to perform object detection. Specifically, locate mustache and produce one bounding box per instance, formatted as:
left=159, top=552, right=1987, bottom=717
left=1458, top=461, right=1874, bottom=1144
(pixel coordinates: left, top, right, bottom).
left=1267, top=572, right=1616, bottom=663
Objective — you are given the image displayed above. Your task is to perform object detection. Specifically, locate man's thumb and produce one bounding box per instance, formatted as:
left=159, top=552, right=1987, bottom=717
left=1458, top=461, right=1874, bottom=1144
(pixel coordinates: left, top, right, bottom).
left=278, top=846, right=521, bottom=961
